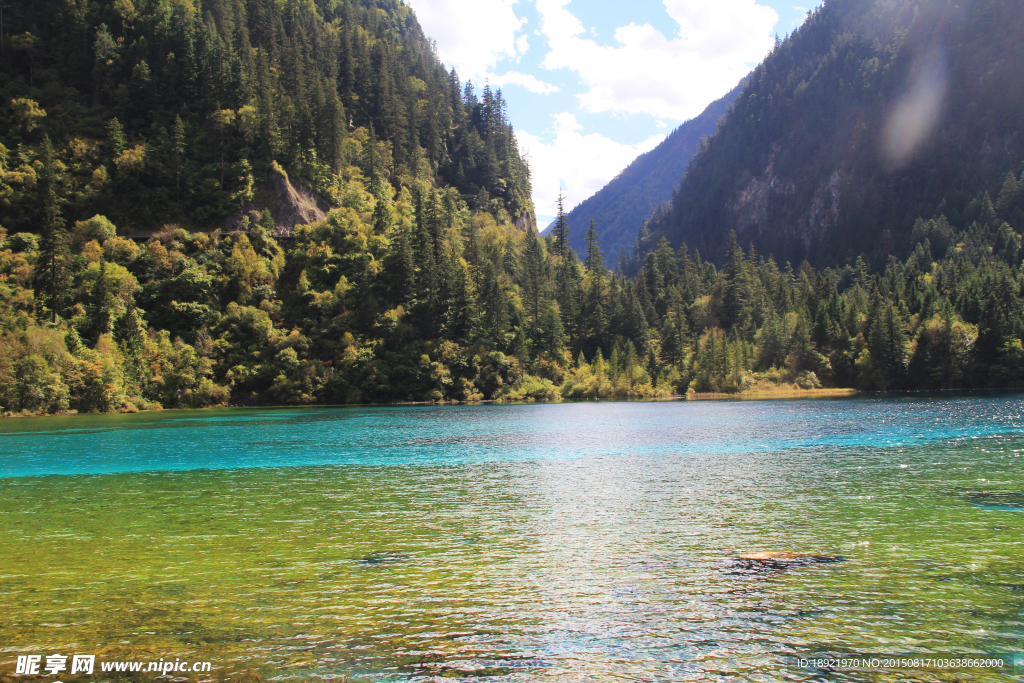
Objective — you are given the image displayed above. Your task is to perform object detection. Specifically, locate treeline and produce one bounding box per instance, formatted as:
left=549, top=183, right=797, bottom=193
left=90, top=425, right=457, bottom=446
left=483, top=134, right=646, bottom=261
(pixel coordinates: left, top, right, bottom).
left=3, top=162, right=1024, bottom=413
left=1, top=0, right=532, bottom=231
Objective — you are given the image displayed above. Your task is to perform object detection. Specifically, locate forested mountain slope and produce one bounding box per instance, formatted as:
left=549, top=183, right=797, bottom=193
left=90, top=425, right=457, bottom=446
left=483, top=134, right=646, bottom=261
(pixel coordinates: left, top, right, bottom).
left=639, top=0, right=1024, bottom=268
left=552, top=82, right=742, bottom=262
left=0, top=0, right=533, bottom=232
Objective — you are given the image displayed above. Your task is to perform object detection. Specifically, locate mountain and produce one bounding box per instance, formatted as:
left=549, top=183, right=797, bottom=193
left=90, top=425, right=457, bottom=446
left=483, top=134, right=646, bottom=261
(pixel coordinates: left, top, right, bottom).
left=549, top=82, right=742, bottom=263
left=638, top=0, right=1024, bottom=268
left=3, top=0, right=1024, bottom=417
left=0, top=0, right=533, bottom=233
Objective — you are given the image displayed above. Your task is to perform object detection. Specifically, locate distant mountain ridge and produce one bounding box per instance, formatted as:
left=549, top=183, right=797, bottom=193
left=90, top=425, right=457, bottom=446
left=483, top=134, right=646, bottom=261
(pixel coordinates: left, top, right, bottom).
left=547, top=82, right=743, bottom=262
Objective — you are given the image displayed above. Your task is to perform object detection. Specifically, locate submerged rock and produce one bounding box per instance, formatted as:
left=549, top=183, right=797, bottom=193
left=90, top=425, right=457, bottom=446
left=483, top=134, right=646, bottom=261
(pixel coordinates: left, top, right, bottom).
left=356, top=551, right=408, bottom=566
left=728, top=551, right=845, bottom=572
left=966, top=492, right=1024, bottom=511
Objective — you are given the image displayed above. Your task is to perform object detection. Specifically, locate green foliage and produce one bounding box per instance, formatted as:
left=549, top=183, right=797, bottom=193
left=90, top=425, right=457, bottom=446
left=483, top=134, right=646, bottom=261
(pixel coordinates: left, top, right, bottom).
left=1, top=0, right=533, bottom=233
left=73, top=214, right=117, bottom=247
left=9, top=233, right=39, bottom=253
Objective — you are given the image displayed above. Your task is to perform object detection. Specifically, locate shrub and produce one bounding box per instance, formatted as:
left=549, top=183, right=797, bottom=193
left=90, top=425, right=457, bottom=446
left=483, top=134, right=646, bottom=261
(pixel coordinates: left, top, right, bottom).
left=73, top=215, right=117, bottom=248
left=498, top=374, right=560, bottom=402
left=9, top=233, right=38, bottom=253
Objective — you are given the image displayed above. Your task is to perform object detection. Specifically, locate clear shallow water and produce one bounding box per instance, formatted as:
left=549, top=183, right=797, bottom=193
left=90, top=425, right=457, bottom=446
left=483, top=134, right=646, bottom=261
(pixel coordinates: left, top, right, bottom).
left=1, top=395, right=1023, bottom=682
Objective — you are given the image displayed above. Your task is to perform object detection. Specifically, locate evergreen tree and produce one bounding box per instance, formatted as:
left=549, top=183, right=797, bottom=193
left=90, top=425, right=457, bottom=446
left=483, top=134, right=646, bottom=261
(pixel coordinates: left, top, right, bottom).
left=387, top=223, right=416, bottom=305
left=34, top=136, right=72, bottom=324
left=584, top=218, right=604, bottom=273
left=172, top=115, right=187, bottom=205
left=480, top=262, right=509, bottom=347
left=89, top=260, right=113, bottom=341
left=523, top=227, right=545, bottom=329
left=722, top=231, right=752, bottom=335
left=660, top=318, right=683, bottom=367
left=539, top=302, right=566, bottom=358
left=553, top=192, right=569, bottom=259
left=106, top=117, right=126, bottom=159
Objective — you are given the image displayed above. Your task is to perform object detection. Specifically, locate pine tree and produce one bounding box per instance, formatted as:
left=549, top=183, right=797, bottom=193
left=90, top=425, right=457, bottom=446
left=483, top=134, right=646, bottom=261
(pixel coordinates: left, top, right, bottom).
left=584, top=218, right=604, bottom=273
left=34, top=136, right=72, bottom=324
left=660, top=318, right=682, bottom=367
left=622, top=282, right=650, bottom=352
left=553, top=192, right=569, bottom=259
left=867, top=300, right=908, bottom=389
left=172, top=114, right=186, bottom=205
left=414, top=191, right=441, bottom=337
left=538, top=304, right=565, bottom=358
left=523, top=227, right=544, bottom=330
left=609, top=343, right=620, bottom=383
left=372, top=195, right=391, bottom=234
left=756, top=308, right=787, bottom=369
left=722, top=231, right=752, bottom=335
left=623, top=339, right=638, bottom=389
left=480, top=262, right=509, bottom=347
left=555, top=255, right=582, bottom=351
left=391, top=224, right=416, bottom=305
left=106, top=117, right=126, bottom=159
left=594, top=348, right=607, bottom=386
left=89, top=260, right=113, bottom=340
left=583, top=272, right=608, bottom=357
left=996, top=171, right=1021, bottom=215
left=114, top=307, right=147, bottom=359
left=363, top=125, right=385, bottom=199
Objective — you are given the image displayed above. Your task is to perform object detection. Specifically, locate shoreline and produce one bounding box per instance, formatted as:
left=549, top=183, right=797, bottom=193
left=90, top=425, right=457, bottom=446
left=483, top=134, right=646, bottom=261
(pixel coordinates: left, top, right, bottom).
left=686, top=387, right=859, bottom=401
left=9, top=386, right=1024, bottom=420
left=2, top=387, right=839, bottom=419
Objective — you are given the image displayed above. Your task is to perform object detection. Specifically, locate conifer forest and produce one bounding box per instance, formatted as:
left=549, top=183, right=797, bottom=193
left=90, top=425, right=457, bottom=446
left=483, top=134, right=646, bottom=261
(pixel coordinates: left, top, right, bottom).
left=2, top=0, right=1024, bottom=414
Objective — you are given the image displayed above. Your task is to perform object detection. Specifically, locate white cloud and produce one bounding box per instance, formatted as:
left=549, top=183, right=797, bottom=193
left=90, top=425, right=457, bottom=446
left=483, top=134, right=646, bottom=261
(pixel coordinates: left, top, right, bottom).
left=406, top=0, right=526, bottom=81
left=407, top=0, right=557, bottom=94
left=791, top=6, right=808, bottom=27
left=517, top=113, right=665, bottom=225
left=536, top=0, right=777, bottom=120
left=516, top=33, right=530, bottom=55
left=491, top=70, right=560, bottom=95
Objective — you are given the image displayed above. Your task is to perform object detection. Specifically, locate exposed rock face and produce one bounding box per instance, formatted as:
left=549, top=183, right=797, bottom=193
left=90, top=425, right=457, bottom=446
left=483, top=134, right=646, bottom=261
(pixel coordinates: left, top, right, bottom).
left=227, top=168, right=535, bottom=238
left=732, top=147, right=796, bottom=239
left=731, top=149, right=847, bottom=250
left=228, top=167, right=333, bottom=236
left=804, top=169, right=844, bottom=242
left=513, top=211, right=536, bottom=233
left=268, top=169, right=332, bottom=234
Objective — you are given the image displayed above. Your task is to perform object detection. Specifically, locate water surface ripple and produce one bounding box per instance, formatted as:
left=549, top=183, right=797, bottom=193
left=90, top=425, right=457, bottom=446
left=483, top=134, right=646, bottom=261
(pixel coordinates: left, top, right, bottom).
left=1, top=395, right=1023, bottom=681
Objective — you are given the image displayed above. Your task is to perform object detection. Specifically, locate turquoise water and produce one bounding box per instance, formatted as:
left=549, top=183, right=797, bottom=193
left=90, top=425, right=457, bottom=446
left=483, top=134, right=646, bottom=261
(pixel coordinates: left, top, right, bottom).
left=2, top=394, right=1023, bottom=477
left=1, top=395, right=1024, bottom=681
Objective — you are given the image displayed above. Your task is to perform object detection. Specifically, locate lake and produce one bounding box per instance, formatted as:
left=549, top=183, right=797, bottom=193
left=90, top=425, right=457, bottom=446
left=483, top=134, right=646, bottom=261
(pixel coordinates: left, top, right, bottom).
left=1, top=395, right=1023, bottom=681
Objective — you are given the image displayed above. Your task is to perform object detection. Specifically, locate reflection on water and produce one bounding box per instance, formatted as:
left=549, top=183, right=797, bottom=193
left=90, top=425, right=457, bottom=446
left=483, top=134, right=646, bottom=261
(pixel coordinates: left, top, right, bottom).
left=1, top=395, right=1023, bottom=681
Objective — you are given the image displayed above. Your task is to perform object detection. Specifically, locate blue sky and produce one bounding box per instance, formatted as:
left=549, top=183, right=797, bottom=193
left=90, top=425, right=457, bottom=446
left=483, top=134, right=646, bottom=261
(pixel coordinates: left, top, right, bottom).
left=405, top=0, right=817, bottom=226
